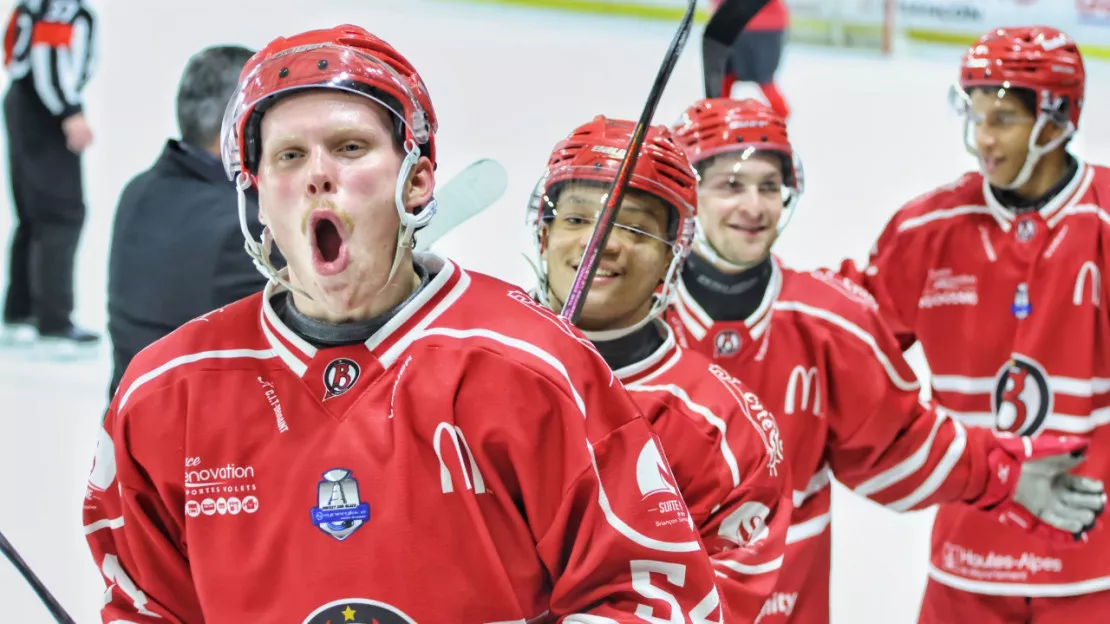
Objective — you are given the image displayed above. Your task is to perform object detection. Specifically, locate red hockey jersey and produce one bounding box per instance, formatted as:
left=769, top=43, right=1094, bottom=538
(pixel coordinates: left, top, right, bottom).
left=609, top=320, right=792, bottom=619
left=666, top=258, right=1001, bottom=620
left=845, top=162, right=1110, bottom=597
left=82, top=254, right=726, bottom=624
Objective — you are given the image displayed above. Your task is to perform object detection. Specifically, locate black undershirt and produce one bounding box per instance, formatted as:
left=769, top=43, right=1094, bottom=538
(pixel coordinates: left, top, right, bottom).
left=679, top=157, right=1078, bottom=324
left=593, top=321, right=667, bottom=372
left=680, top=253, right=772, bottom=322
left=990, top=155, right=1079, bottom=214
left=273, top=263, right=430, bottom=348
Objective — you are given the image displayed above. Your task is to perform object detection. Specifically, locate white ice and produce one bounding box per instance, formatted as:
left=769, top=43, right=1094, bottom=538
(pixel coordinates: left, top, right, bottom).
left=0, top=0, right=1107, bottom=621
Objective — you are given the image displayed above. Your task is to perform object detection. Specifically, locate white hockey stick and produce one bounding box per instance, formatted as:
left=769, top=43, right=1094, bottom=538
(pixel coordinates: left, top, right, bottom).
left=416, top=158, right=508, bottom=252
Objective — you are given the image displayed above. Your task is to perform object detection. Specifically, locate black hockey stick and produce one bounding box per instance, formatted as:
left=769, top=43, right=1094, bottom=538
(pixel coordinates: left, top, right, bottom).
left=559, top=0, right=771, bottom=322
left=0, top=529, right=75, bottom=623
left=559, top=0, right=699, bottom=323
left=702, top=0, right=773, bottom=97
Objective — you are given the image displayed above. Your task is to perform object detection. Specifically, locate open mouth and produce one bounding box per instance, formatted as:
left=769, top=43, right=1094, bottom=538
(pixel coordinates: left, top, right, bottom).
left=310, top=212, right=350, bottom=276
left=981, top=156, right=1003, bottom=174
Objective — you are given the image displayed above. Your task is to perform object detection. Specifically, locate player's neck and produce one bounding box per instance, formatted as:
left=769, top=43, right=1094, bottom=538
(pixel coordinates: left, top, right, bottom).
left=291, top=262, right=422, bottom=325
left=682, top=253, right=772, bottom=322
left=590, top=319, right=666, bottom=372
left=996, top=151, right=1077, bottom=213
left=279, top=262, right=429, bottom=347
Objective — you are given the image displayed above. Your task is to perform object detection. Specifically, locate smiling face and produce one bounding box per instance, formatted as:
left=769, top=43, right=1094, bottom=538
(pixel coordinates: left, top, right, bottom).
left=967, top=87, right=1067, bottom=193
left=695, top=151, right=785, bottom=269
left=541, top=182, right=674, bottom=332
left=968, top=88, right=1040, bottom=188
left=255, top=89, right=434, bottom=322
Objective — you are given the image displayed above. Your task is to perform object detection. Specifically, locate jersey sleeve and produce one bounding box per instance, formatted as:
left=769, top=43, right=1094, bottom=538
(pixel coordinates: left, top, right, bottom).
left=25, top=1, right=95, bottom=118
left=838, top=207, right=928, bottom=352
left=821, top=301, right=999, bottom=512
left=689, top=374, right=791, bottom=621
left=83, top=394, right=203, bottom=622
left=510, top=344, right=724, bottom=622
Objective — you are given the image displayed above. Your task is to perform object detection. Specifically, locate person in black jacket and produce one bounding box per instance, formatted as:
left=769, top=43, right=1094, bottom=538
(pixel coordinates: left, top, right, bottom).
left=106, top=44, right=278, bottom=397
left=1, top=0, right=99, bottom=354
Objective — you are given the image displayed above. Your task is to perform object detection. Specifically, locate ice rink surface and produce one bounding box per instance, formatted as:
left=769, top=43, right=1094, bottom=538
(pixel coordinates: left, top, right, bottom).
left=0, top=0, right=1107, bottom=621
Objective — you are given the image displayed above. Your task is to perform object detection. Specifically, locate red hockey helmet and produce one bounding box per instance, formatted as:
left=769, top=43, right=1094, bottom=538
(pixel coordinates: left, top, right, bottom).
left=671, top=97, right=800, bottom=188
left=530, top=115, right=697, bottom=250
left=527, top=116, right=698, bottom=321
left=220, top=24, right=437, bottom=182
left=957, top=26, right=1085, bottom=128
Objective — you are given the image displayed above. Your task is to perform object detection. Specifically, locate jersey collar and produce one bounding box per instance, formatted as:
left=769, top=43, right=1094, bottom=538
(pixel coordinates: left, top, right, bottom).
left=672, top=255, right=783, bottom=343
left=983, top=159, right=1092, bottom=231
left=258, top=252, right=468, bottom=376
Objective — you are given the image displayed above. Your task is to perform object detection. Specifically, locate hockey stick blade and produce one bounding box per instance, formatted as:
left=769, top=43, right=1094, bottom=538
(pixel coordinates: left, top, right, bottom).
left=559, top=0, right=697, bottom=323
left=0, top=529, right=75, bottom=623
left=702, top=0, right=773, bottom=98
left=415, top=158, right=509, bottom=252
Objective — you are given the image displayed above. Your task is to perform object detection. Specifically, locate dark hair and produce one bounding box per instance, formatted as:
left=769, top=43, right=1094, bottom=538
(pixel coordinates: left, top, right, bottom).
left=968, top=85, right=1040, bottom=119
left=176, top=45, right=256, bottom=149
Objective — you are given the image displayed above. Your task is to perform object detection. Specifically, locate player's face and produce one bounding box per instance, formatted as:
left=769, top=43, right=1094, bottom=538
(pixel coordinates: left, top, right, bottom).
left=255, top=90, right=434, bottom=322
left=967, top=89, right=1040, bottom=188
left=542, top=183, right=674, bottom=332
left=696, top=152, right=783, bottom=269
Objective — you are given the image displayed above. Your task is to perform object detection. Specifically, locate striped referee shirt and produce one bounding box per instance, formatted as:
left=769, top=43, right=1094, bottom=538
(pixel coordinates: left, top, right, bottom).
left=3, top=0, right=96, bottom=118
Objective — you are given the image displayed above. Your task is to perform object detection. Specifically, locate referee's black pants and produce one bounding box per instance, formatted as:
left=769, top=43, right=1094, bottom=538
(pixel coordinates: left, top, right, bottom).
left=3, top=84, right=86, bottom=333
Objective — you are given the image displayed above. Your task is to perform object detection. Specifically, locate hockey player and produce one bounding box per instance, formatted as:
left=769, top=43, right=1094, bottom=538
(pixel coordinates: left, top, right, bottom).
left=668, top=96, right=1106, bottom=623
left=525, top=115, right=792, bottom=619
left=841, top=26, right=1110, bottom=623
left=81, top=25, right=726, bottom=623
left=709, top=0, right=790, bottom=119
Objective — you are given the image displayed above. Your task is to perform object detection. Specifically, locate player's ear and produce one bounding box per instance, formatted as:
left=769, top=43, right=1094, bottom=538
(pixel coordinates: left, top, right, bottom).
left=658, top=249, right=674, bottom=285
left=1036, top=120, right=1067, bottom=147
left=403, top=157, right=435, bottom=214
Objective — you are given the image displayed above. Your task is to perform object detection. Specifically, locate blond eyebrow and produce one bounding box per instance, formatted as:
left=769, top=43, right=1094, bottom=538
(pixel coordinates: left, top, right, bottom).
left=265, top=126, right=382, bottom=146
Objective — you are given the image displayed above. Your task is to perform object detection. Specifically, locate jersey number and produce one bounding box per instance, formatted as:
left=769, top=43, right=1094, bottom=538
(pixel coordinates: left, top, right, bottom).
left=631, top=560, right=721, bottom=624
left=101, top=554, right=159, bottom=617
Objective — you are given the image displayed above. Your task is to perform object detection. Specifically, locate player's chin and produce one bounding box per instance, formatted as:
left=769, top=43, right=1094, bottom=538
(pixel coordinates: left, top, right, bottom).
left=987, top=169, right=1022, bottom=189
left=723, top=239, right=771, bottom=267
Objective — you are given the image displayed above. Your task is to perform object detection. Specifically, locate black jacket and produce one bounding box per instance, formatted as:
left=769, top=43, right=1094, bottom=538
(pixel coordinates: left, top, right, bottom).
left=107, top=139, right=278, bottom=397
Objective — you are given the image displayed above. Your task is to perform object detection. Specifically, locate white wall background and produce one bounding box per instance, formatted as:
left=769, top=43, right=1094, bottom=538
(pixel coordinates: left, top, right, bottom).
left=0, top=0, right=1106, bottom=621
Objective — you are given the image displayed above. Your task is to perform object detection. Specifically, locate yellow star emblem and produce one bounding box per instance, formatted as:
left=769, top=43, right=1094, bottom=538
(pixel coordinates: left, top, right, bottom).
left=342, top=605, right=357, bottom=621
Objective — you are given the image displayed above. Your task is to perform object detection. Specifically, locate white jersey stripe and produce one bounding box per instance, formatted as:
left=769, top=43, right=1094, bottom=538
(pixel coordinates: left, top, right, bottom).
left=625, top=383, right=742, bottom=488
left=119, top=349, right=278, bottom=409
left=714, top=555, right=785, bottom=576
left=418, top=327, right=704, bottom=553
left=929, top=564, right=1110, bottom=597
left=773, top=300, right=920, bottom=392
left=933, top=374, right=1110, bottom=397
left=896, top=206, right=994, bottom=233
left=83, top=516, right=124, bottom=535
left=887, top=419, right=969, bottom=512
left=853, top=408, right=948, bottom=498
left=785, top=512, right=830, bottom=544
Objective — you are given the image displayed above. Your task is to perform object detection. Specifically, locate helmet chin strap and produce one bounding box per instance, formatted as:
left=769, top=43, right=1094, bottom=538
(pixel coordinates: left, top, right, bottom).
left=968, top=115, right=1076, bottom=191
left=382, top=141, right=436, bottom=291
left=692, top=222, right=764, bottom=272
left=237, top=172, right=311, bottom=300
left=527, top=221, right=688, bottom=338
left=236, top=141, right=436, bottom=304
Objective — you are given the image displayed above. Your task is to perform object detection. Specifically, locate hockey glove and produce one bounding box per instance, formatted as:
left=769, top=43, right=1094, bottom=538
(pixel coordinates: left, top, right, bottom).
left=979, top=434, right=1106, bottom=545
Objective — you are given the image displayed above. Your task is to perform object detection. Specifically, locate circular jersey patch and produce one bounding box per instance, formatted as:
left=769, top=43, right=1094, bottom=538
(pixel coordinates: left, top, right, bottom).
left=302, top=598, right=417, bottom=624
